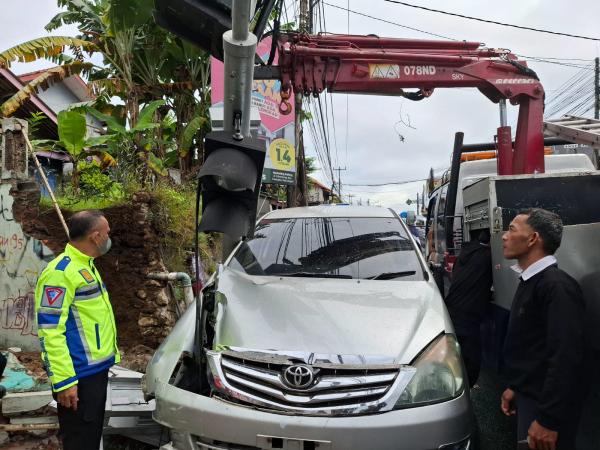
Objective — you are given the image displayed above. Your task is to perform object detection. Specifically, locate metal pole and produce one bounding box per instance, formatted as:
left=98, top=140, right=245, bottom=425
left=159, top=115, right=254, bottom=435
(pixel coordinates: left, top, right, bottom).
left=594, top=57, right=599, bottom=120
left=292, top=0, right=310, bottom=207
left=223, top=0, right=257, bottom=138
left=499, top=99, right=508, bottom=127
left=221, top=0, right=258, bottom=258
left=334, top=167, right=347, bottom=199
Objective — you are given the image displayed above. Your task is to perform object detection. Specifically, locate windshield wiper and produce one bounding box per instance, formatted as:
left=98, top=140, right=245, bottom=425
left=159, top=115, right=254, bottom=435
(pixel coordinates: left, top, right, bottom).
left=284, top=272, right=353, bottom=279
left=368, top=271, right=416, bottom=280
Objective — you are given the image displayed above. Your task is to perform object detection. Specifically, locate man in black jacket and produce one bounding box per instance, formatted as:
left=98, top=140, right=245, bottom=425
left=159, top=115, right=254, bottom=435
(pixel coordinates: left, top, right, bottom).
left=501, top=208, right=584, bottom=450
left=445, top=229, right=493, bottom=387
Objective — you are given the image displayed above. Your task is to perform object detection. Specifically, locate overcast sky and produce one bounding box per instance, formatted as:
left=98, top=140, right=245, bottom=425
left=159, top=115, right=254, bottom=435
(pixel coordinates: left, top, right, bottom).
left=2, top=0, right=599, bottom=213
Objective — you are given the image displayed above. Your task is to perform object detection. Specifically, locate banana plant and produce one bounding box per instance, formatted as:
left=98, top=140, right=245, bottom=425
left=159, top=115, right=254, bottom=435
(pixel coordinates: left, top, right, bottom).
left=0, top=37, right=98, bottom=118
left=88, top=99, right=168, bottom=177
left=32, top=110, right=114, bottom=191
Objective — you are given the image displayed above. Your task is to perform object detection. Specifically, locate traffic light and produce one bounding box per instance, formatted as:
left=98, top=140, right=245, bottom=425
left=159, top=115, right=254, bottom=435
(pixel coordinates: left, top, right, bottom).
left=198, top=131, right=266, bottom=239
left=153, top=0, right=275, bottom=61
left=153, top=0, right=231, bottom=60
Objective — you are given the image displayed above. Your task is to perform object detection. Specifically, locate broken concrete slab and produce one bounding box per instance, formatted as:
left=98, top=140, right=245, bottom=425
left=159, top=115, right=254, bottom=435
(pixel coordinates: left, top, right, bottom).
left=1, top=391, right=53, bottom=416
left=0, top=352, right=50, bottom=394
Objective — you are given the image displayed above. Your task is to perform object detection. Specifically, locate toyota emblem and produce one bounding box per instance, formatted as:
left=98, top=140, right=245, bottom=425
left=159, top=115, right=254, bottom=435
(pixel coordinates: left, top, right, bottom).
left=282, top=364, right=314, bottom=389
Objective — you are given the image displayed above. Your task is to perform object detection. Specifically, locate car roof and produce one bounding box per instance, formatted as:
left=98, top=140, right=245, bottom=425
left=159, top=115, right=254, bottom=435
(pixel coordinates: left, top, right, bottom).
left=261, top=205, right=396, bottom=220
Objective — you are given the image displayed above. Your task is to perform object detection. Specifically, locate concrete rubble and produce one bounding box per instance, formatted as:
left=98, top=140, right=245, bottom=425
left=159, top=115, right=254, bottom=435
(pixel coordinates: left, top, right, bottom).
left=0, top=350, right=161, bottom=449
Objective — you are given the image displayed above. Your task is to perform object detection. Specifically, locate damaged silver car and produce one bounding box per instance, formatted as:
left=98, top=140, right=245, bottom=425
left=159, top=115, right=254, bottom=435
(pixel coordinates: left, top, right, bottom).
left=144, top=205, right=475, bottom=450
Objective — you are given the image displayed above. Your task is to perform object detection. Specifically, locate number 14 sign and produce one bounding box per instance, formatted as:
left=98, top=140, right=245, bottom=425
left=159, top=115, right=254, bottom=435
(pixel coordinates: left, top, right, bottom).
left=262, top=138, right=296, bottom=185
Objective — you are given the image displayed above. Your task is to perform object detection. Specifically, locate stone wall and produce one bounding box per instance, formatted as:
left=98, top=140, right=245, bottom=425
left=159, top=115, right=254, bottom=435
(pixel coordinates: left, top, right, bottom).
left=14, top=191, right=178, bottom=351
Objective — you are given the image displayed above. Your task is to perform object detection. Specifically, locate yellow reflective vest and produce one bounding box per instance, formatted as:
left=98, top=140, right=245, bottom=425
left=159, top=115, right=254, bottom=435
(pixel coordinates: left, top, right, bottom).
left=35, top=243, right=120, bottom=392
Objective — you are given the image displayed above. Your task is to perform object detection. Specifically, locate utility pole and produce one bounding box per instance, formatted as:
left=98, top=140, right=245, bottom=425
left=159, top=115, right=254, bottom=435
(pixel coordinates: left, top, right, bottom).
left=595, top=57, right=599, bottom=120
left=333, top=166, right=347, bottom=199
left=287, top=0, right=310, bottom=208
left=221, top=0, right=257, bottom=258
left=347, top=194, right=354, bottom=204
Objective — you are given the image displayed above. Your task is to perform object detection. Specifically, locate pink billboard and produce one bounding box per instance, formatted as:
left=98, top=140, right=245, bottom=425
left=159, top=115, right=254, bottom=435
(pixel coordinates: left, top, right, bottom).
left=211, top=36, right=295, bottom=133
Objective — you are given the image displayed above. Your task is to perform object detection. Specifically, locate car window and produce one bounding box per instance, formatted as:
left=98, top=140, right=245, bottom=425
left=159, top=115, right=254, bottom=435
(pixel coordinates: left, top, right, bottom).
left=229, top=217, right=424, bottom=280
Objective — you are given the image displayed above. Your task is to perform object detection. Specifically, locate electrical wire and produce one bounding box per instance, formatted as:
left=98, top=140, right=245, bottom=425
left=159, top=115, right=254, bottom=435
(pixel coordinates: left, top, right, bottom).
left=316, top=96, right=335, bottom=180
left=547, top=65, right=594, bottom=95
left=519, top=57, right=595, bottom=69
left=383, top=0, right=600, bottom=42
left=305, top=98, right=334, bottom=184
left=322, top=2, right=457, bottom=41
left=546, top=78, right=594, bottom=114
left=544, top=65, right=595, bottom=117
left=545, top=72, right=595, bottom=118
left=518, top=55, right=594, bottom=62
left=308, top=100, right=327, bottom=171
left=345, top=177, right=428, bottom=187
left=547, top=83, right=594, bottom=115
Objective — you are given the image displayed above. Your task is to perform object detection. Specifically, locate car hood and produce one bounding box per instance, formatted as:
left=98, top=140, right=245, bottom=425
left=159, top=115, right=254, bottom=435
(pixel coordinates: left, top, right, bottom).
left=212, top=267, right=448, bottom=364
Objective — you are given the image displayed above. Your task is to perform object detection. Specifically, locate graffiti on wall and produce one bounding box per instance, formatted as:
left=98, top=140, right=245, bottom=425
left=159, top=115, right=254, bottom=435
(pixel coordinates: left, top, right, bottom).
left=0, top=183, right=54, bottom=350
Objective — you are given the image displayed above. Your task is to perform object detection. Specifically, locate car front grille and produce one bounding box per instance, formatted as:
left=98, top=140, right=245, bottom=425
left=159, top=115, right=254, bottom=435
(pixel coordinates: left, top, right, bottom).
left=216, top=352, right=402, bottom=411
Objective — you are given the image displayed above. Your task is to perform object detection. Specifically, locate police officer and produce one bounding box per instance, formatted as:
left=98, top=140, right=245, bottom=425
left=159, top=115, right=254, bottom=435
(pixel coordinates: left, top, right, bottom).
left=500, top=208, right=584, bottom=450
left=35, top=210, right=118, bottom=450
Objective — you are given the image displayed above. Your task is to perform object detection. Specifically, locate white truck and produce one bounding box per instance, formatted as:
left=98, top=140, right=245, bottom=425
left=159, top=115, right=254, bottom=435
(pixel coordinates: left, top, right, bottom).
left=425, top=138, right=600, bottom=449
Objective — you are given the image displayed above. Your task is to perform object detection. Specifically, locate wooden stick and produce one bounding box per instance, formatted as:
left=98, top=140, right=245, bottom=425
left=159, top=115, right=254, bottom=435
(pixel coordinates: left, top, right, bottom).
left=22, top=133, right=70, bottom=240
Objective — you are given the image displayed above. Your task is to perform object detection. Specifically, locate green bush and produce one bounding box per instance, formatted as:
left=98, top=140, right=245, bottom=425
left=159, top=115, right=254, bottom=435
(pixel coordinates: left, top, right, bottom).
left=78, top=160, right=124, bottom=199
left=149, top=181, right=217, bottom=275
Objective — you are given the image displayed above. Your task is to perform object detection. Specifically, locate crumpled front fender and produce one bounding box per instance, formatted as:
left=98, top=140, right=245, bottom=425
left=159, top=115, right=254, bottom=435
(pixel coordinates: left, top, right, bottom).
left=144, top=302, right=196, bottom=399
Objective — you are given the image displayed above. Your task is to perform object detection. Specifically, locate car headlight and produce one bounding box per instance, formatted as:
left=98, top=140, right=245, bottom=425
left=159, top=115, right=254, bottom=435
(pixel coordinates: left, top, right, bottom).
left=395, top=334, right=465, bottom=409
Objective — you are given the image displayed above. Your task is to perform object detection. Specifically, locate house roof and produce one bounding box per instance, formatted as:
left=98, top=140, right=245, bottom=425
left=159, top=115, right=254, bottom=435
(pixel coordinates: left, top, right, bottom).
left=308, top=176, right=333, bottom=193
left=0, top=68, right=58, bottom=138
left=18, top=68, right=93, bottom=103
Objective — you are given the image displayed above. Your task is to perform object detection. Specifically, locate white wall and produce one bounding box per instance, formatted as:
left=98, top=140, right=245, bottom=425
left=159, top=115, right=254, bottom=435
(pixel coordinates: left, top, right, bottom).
left=0, top=183, right=53, bottom=350
left=37, top=83, right=79, bottom=115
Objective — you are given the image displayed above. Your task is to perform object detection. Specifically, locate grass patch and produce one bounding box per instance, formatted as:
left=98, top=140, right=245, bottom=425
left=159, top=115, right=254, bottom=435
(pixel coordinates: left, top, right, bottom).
left=39, top=180, right=218, bottom=277
left=40, top=194, right=127, bottom=212
left=149, top=181, right=217, bottom=275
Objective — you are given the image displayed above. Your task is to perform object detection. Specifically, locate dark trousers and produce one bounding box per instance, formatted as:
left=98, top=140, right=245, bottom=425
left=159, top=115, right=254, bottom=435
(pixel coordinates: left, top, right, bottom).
left=55, top=370, right=109, bottom=450
left=516, top=391, right=580, bottom=450
left=456, top=331, right=481, bottom=388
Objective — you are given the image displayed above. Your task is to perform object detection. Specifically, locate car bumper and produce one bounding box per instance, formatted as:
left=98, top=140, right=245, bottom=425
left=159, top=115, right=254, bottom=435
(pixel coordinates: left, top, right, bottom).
left=153, top=381, right=473, bottom=450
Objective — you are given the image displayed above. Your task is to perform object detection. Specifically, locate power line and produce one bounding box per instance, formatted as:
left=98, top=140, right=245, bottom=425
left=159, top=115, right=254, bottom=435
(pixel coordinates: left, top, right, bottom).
left=384, top=0, right=600, bottom=42
left=322, top=2, right=456, bottom=41
left=345, top=177, right=427, bottom=187
left=519, top=57, right=595, bottom=70
left=517, top=55, right=594, bottom=62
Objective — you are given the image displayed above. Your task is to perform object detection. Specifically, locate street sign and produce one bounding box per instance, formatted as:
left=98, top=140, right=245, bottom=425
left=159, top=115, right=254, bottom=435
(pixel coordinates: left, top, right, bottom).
left=262, top=138, right=296, bottom=185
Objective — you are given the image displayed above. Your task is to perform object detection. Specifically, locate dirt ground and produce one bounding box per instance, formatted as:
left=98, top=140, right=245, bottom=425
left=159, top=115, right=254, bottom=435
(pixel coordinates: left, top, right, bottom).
left=14, top=352, right=48, bottom=384
left=0, top=434, right=154, bottom=450
left=0, top=435, right=60, bottom=450
left=15, top=346, right=154, bottom=379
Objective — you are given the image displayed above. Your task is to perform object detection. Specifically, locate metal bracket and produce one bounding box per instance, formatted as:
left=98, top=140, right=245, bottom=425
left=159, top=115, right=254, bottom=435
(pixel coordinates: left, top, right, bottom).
left=492, top=207, right=503, bottom=233
left=232, top=111, right=243, bottom=141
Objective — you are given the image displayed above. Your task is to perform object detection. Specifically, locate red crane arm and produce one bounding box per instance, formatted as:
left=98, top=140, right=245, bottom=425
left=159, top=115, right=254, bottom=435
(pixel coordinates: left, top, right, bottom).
left=275, top=34, right=545, bottom=175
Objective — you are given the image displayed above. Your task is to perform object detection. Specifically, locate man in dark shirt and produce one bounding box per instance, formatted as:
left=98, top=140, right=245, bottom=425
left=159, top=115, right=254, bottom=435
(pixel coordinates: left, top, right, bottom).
left=445, top=229, right=493, bottom=387
left=501, top=208, right=584, bottom=450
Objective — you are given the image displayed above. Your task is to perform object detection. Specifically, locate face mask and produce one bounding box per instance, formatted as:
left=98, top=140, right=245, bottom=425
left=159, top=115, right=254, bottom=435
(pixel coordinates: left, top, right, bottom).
left=98, top=237, right=112, bottom=256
